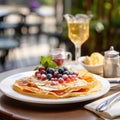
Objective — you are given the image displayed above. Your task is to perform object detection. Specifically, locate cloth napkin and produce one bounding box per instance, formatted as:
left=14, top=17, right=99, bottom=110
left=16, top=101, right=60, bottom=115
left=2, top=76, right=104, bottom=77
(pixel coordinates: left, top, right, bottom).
left=84, top=92, right=120, bottom=120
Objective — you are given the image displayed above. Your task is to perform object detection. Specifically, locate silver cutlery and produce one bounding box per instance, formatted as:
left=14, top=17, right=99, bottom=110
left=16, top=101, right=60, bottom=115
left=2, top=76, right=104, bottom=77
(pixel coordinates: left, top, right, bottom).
left=96, top=92, right=120, bottom=112
left=109, top=79, right=120, bottom=83
left=110, top=84, right=120, bottom=89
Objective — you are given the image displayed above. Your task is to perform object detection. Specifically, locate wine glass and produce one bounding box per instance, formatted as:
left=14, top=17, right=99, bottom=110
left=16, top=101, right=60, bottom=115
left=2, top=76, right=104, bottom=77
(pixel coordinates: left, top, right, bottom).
left=64, top=14, right=91, bottom=63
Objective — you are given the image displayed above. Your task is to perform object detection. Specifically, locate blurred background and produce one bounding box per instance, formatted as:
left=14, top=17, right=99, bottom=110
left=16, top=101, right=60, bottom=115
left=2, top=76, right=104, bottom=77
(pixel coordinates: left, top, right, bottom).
left=0, top=0, right=120, bottom=72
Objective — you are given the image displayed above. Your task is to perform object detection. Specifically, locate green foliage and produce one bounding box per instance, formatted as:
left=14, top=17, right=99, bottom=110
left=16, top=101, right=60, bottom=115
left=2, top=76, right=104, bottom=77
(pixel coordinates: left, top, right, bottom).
left=69, top=0, right=120, bottom=53
left=40, top=0, right=54, bottom=5
left=40, top=56, right=58, bottom=68
left=62, top=21, right=68, bottom=40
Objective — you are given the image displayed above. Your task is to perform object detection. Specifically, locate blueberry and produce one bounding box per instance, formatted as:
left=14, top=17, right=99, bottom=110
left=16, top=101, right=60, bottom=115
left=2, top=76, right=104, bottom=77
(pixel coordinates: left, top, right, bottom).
left=58, top=68, right=64, bottom=74
left=58, top=74, right=63, bottom=78
left=63, top=71, right=70, bottom=75
left=63, top=67, right=68, bottom=71
left=72, top=72, right=78, bottom=75
left=47, top=73, right=53, bottom=80
left=69, top=71, right=76, bottom=75
left=46, top=68, right=54, bottom=74
left=54, top=68, right=58, bottom=72
left=69, top=72, right=73, bottom=75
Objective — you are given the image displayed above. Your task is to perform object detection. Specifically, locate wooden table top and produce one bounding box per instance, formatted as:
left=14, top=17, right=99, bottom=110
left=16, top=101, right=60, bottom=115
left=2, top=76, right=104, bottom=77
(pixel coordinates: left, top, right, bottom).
left=0, top=66, right=118, bottom=120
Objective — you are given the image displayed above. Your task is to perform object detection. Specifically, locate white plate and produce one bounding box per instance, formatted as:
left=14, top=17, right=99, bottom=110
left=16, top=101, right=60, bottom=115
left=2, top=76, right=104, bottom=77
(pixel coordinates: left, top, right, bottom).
left=0, top=71, right=110, bottom=104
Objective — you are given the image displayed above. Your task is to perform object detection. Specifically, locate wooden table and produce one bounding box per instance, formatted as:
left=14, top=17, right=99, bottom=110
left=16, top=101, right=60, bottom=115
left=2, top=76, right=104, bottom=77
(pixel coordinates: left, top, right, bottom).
left=0, top=66, right=118, bottom=120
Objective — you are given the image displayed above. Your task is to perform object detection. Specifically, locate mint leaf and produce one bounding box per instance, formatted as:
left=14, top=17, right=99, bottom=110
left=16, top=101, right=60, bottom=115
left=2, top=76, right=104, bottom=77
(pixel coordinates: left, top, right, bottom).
left=47, top=60, right=57, bottom=68
left=40, top=56, right=58, bottom=68
left=34, top=66, right=40, bottom=70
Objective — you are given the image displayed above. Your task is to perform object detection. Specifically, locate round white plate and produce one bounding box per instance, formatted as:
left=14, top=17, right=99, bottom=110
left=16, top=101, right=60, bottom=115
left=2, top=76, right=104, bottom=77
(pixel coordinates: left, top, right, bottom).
left=0, top=71, right=110, bottom=104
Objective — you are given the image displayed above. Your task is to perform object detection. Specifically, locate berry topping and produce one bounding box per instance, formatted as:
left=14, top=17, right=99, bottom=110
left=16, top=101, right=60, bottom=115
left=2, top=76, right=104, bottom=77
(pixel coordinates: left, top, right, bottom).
left=63, top=71, right=70, bottom=75
left=40, top=70, right=46, bottom=74
left=58, top=68, right=64, bottom=74
left=58, top=74, right=62, bottom=78
left=47, top=74, right=53, bottom=80
left=41, top=74, right=47, bottom=80
left=39, top=67, right=46, bottom=71
left=35, top=66, right=80, bottom=83
left=46, top=68, right=55, bottom=74
left=53, top=71, right=59, bottom=77
left=58, top=78, right=64, bottom=83
left=35, top=71, right=41, bottom=79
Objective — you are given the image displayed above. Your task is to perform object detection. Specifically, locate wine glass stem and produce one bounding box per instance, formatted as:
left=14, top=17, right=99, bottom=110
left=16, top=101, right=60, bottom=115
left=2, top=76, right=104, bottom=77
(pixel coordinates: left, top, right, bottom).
left=75, top=44, right=81, bottom=62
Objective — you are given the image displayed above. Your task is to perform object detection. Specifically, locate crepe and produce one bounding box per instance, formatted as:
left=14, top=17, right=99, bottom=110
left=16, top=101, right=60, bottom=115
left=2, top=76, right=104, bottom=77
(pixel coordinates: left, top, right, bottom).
left=13, top=70, right=102, bottom=99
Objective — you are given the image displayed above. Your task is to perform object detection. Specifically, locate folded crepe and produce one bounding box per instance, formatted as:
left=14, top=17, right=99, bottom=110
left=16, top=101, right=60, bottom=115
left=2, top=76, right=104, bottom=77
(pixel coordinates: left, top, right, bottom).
left=84, top=92, right=120, bottom=120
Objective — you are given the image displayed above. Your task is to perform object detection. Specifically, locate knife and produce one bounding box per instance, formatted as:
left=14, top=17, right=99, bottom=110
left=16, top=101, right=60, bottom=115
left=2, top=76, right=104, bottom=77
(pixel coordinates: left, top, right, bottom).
left=96, top=92, right=120, bottom=112
left=107, top=79, right=120, bottom=83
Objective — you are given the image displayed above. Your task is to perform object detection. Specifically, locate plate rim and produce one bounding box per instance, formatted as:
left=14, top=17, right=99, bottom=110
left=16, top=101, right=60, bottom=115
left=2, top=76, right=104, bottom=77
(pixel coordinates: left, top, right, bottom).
left=0, top=71, right=110, bottom=104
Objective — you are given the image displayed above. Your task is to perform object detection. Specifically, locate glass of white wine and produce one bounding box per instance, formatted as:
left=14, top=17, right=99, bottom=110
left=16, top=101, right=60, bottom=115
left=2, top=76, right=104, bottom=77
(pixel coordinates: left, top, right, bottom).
left=64, top=14, right=91, bottom=63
